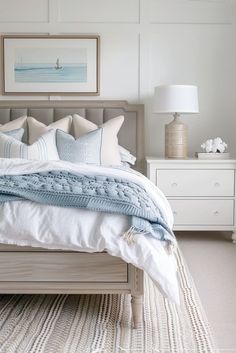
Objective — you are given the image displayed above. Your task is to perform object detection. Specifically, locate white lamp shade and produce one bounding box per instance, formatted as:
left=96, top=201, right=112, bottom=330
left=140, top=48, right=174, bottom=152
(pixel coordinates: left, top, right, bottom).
left=154, top=85, right=199, bottom=114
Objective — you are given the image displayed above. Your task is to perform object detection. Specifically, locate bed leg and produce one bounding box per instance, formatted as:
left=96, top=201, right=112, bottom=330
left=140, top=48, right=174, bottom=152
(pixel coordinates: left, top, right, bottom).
left=131, top=295, right=143, bottom=329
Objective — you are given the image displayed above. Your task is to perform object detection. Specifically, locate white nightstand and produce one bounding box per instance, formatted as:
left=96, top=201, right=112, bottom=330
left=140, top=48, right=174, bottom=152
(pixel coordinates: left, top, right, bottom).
left=146, top=157, right=236, bottom=243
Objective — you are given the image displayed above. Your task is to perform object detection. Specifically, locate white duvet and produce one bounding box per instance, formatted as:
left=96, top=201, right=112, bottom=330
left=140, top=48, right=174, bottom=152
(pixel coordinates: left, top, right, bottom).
left=0, top=158, right=179, bottom=303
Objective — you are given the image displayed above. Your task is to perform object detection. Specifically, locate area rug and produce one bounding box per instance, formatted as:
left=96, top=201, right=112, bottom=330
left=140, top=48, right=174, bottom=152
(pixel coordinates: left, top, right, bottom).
left=0, top=249, right=216, bottom=353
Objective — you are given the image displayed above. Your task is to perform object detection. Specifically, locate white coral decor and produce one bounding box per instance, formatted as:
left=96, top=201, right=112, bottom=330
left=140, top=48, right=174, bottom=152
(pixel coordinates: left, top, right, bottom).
left=201, top=137, right=227, bottom=153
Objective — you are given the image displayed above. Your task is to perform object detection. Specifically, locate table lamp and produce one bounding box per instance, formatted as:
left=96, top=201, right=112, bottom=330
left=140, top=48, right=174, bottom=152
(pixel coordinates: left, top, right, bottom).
left=154, top=85, right=199, bottom=158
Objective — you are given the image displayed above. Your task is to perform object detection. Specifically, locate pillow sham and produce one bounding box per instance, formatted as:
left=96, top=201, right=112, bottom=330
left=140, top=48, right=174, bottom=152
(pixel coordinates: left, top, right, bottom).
left=118, top=145, right=136, bottom=166
left=72, top=114, right=124, bottom=166
left=0, top=116, right=27, bottom=132
left=0, top=129, right=59, bottom=161
left=0, top=116, right=27, bottom=143
left=28, top=116, right=72, bottom=144
left=56, top=128, right=103, bottom=165
left=4, top=128, right=24, bottom=141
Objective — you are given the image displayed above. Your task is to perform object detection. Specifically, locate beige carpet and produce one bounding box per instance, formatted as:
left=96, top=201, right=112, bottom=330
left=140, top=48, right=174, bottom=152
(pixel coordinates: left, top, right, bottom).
left=0, top=250, right=216, bottom=353
left=178, top=231, right=236, bottom=351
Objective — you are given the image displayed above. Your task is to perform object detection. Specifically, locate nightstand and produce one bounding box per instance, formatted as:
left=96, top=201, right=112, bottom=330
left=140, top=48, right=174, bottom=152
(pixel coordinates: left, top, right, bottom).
left=146, top=157, right=236, bottom=243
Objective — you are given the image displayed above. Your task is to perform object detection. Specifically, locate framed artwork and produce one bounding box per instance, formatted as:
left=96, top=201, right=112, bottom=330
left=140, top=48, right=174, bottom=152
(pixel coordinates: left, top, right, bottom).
left=2, top=35, right=100, bottom=95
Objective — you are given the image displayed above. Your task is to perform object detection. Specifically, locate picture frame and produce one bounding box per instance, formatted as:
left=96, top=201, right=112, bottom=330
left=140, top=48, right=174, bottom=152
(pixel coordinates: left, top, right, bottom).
left=2, top=35, right=100, bottom=95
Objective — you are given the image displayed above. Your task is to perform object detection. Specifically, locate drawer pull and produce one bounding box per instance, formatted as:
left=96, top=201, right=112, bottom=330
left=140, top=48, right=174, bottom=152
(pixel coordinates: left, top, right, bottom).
left=214, top=182, right=220, bottom=188
left=173, top=211, right=178, bottom=216
left=214, top=211, right=219, bottom=216
left=171, top=182, right=178, bottom=188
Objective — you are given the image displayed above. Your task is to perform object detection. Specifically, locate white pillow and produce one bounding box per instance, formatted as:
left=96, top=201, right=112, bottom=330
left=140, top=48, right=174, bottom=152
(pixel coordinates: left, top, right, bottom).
left=73, top=114, right=124, bottom=166
left=0, top=129, right=59, bottom=161
left=0, top=116, right=27, bottom=132
left=28, top=116, right=72, bottom=144
left=119, top=145, right=136, bottom=165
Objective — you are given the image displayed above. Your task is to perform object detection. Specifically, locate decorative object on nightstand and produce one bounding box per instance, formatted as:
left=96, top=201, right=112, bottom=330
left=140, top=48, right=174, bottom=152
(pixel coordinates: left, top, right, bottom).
left=196, top=137, right=230, bottom=159
left=146, top=157, right=236, bottom=244
left=154, top=85, right=199, bottom=159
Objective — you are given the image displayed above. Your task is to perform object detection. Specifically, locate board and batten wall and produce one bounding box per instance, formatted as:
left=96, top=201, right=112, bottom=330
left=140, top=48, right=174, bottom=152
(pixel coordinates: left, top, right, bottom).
left=0, top=0, right=235, bottom=157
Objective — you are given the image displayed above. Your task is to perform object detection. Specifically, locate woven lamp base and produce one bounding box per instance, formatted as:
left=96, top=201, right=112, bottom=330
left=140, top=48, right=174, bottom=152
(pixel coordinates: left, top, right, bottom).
left=165, top=114, right=188, bottom=158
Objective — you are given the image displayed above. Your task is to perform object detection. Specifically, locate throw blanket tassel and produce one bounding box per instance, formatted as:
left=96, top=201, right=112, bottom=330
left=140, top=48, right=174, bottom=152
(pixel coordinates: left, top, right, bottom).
left=122, top=226, right=176, bottom=255
left=122, top=226, right=149, bottom=245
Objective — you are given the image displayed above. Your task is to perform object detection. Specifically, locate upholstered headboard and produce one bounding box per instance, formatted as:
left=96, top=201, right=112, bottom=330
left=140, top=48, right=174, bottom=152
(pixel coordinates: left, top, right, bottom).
left=0, top=100, right=145, bottom=171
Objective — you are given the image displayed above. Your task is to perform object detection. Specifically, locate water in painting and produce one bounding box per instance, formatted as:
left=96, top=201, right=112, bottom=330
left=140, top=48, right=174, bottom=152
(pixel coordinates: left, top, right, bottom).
left=14, top=48, right=88, bottom=83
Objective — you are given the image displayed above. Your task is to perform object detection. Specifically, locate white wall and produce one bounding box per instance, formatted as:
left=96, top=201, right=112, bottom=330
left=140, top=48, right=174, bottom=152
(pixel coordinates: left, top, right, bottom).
left=0, top=0, right=235, bottom=157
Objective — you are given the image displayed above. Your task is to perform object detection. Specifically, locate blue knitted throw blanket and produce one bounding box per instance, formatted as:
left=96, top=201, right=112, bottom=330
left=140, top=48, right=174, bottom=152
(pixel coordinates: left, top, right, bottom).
left=0, top=170, right=175, bottom=246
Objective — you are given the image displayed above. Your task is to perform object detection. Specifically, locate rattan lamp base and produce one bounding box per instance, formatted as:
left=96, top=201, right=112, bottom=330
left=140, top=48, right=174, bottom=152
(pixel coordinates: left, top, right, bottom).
left=165, top=113, right=188, bottom=158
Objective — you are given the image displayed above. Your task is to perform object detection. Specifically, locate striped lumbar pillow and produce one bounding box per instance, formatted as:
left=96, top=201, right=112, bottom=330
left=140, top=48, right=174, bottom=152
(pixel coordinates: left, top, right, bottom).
left=0, top=129, right=59, bottom=160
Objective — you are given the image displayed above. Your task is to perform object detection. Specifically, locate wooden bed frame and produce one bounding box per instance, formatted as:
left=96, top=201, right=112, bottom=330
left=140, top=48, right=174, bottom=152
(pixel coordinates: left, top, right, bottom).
left=0, top=100, right=145, bottom=328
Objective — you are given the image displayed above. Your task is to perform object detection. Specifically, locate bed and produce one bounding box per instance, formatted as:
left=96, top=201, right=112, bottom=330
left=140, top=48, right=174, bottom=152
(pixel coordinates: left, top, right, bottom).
left=0, top=100, right=177, bottom=329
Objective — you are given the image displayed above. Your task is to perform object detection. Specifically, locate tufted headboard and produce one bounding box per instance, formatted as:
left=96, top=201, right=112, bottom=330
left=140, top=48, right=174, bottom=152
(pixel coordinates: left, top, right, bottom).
left=0, top=100, right=145, bottom=171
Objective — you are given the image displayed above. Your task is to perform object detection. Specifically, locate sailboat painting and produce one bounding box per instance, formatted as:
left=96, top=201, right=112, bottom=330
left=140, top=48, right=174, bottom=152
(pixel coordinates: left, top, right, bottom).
left=14, top=48, right=87, bottom=83
left=55, top=58, right=62, bottom=70
left=3, top=36, right=99, bottom=95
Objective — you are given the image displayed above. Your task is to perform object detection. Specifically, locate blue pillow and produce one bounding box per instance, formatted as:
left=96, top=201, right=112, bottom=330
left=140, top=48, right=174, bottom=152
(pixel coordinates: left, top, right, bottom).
left=56, top=128, right=103, bottom=164
left=4, top=128, right=24, bottom=141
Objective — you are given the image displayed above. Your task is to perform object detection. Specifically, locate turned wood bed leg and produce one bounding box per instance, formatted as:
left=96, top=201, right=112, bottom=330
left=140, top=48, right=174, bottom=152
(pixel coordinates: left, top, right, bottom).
left=131, top=295, right=143, bottom=329
left=232, top=231, right=236, bottom=244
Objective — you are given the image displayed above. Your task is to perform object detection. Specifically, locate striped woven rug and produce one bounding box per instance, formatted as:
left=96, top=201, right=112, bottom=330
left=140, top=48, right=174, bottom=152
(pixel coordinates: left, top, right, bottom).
left=0, top=250, right=216, bottom=353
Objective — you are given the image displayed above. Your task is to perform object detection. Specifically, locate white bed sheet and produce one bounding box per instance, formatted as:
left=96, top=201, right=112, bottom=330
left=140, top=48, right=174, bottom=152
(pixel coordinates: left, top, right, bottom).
left=0, top=158, right=179, bottom=303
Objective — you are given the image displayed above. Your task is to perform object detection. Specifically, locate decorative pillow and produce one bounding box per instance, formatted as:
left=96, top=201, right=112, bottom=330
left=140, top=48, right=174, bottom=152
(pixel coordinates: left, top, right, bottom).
left=0, top=129, right=59, bottom=160
left=119, top=145, right=136, bottom=166
left=0, top=116, right=27, bottom=132
left=56, top=128, right=103, bottom=165
left=4, top=128, right=24, bottom=141
left=0, top=116, right=28, bottom=143
left=72, top=114, right=124, bottom=166
left=28, top=116, right=72, bottom=144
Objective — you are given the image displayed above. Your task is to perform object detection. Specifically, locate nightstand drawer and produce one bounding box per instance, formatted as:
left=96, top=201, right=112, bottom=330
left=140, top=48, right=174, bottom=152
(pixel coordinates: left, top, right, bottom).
left=156, top=169, right=234, bottom=197
left=169, top=199, right=234, bottom=226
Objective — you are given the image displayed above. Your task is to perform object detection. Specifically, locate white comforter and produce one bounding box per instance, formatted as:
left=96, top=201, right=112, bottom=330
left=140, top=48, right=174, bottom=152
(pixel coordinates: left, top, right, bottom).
left=0, top=158, right=179, bottom=303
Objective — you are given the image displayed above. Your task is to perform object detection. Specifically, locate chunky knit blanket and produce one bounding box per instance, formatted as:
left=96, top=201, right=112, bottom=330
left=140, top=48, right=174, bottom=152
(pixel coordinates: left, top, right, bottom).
left=0, top=170, right=175, bottom=246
